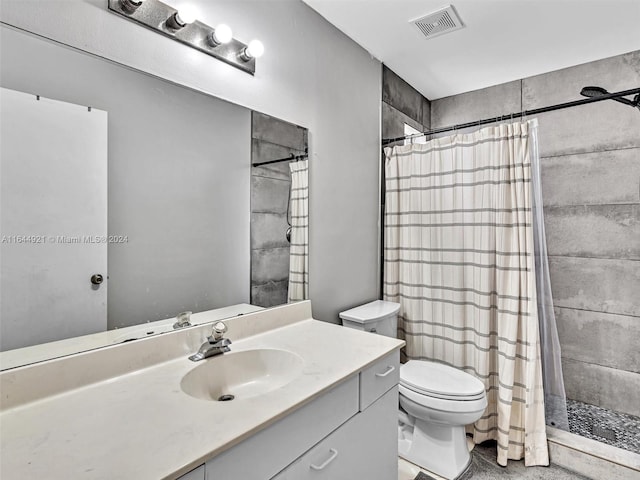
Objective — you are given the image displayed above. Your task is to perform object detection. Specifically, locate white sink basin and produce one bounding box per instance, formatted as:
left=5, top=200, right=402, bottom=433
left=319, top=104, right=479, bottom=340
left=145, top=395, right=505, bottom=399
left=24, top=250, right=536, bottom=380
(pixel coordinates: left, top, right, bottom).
left=180, top=349, right=304, bottom=401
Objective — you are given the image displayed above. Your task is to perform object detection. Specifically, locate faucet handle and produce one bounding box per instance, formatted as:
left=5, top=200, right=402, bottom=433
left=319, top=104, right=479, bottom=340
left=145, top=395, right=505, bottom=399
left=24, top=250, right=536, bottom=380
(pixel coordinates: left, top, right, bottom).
left=211, top=321, right=228, bottom=341
left=173, top=311, right=192, bottom=329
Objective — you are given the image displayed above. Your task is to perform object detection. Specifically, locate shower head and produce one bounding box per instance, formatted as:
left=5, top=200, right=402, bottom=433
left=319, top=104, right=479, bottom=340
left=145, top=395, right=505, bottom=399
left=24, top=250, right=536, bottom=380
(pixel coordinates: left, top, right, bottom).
left=580, top=85, right=640, bottom=110
left=580, top=86, right=608, bottom=97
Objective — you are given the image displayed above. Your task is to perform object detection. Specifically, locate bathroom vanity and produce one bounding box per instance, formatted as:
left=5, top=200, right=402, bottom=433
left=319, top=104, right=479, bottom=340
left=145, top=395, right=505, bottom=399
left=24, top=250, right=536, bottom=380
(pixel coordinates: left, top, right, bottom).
left=201, top=353, right=399, bottom=480
left=0, top=301, right=404, bottom=479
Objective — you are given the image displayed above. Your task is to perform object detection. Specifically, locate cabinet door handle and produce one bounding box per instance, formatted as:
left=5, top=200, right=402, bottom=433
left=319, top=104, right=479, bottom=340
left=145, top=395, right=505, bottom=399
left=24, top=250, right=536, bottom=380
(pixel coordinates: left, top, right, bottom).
left=375, top=365, right=395, bottom=378
left=310, top=448, right=338, bottom=471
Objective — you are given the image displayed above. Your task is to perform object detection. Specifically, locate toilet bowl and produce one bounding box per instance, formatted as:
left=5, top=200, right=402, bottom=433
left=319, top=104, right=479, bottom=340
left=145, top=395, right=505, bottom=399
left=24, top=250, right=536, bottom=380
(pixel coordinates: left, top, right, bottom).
left=339, top=300, right=488, bottom=480
left=398, top=360, right=487, bottom=479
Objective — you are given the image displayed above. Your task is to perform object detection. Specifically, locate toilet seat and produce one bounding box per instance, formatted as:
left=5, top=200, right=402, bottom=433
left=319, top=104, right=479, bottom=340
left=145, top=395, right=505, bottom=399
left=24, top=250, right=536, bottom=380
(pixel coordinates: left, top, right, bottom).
left=399, top=360, right=486, bottom=401
left=400, top=381, right=486, bottom=401
left=399, top=384, right=488, bottom=415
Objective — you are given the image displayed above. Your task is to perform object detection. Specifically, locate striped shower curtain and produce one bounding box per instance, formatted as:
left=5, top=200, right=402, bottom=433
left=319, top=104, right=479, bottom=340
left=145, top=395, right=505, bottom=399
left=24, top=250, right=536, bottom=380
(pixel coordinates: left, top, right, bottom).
left=287, top=159, right=309, bottom=302
left=384, top=121, right=549, bottom=466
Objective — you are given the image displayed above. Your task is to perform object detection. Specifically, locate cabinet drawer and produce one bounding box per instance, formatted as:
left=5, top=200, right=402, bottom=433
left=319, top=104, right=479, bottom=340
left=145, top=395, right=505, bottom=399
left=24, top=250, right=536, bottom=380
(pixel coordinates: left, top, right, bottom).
left=205, top=375, right=358, bottom=480
left=359, top=350, right=400, bottom=411
left=272, top=387, right=398, bottom=480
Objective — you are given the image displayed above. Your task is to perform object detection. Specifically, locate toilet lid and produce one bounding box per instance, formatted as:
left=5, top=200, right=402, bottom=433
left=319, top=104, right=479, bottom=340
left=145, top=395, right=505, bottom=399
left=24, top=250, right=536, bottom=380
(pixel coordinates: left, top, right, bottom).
left=400, top=360, right=485, bottom=399
left=339, top=300, right=400, bottom=324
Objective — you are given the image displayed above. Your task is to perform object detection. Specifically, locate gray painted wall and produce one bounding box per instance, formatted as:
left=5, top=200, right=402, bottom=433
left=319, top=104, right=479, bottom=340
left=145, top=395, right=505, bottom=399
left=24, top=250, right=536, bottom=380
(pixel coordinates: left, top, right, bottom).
left=431, top=50, right=640, bottom=417
left=1, top=26, right=251, bottom=329
left=250, top=112, right=307, bottom=307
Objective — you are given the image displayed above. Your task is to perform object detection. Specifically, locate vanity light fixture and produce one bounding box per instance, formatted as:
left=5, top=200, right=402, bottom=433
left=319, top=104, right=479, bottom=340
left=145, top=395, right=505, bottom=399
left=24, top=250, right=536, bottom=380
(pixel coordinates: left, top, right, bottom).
left=108, top=0, right=263, bottom=75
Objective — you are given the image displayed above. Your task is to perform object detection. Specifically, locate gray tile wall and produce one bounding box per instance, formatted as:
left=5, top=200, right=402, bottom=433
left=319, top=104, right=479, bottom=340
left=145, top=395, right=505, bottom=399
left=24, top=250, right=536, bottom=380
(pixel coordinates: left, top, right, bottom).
left=431, top=50, right=640, bottom=417
left=250, top=112, right=307, bottom=308
left=382, top=65, right=431, bottom=146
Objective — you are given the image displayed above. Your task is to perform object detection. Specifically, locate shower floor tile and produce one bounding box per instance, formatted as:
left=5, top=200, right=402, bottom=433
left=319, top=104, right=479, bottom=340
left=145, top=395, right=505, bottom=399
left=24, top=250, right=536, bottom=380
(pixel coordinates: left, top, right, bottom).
left=567, top=398, right=640, bottom=455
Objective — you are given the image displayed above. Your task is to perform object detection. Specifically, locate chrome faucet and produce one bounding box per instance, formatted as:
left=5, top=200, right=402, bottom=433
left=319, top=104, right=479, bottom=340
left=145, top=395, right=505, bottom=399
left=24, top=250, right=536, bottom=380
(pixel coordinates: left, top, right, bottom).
left=188, top=321, right=231, bottom=362
left=173, top=311, right=192, bottom=329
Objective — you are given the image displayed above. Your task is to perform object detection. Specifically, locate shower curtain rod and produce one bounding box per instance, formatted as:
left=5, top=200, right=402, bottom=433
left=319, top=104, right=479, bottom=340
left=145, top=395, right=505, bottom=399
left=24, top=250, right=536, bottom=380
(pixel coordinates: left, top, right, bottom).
left=382, top=87, right=640, bottom=146
left=252, top=153, right=308, bottom=167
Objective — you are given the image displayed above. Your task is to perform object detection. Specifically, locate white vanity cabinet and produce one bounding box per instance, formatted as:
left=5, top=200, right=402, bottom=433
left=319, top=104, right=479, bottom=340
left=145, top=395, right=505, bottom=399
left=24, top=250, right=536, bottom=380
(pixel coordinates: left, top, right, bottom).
left=272, top=387, right=398, bottom=479
left=203, top=350, right=400, bottom=480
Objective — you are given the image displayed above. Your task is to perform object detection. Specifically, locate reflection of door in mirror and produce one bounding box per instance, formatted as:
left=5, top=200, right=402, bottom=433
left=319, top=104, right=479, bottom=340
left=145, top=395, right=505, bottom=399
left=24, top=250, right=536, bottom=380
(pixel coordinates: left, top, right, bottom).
left=250, top=112, right=309, bottom=307
left=0, top=25, right=307, bottom=367
left=0, top=88, right=108, bottom=351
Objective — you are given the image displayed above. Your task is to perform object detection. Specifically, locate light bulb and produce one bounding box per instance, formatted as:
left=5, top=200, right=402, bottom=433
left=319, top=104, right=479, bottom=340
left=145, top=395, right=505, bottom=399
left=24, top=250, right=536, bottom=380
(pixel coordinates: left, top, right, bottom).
left=165, top=3, right=199, bottom=30
left=246, top=40, right=264, bottom=59
left=209, top=24, right=233, bottom=46
left=120, top=0, right=143, bottom=12
left=175, top=5, right=198, bottom=25
left=240, top=39, right=264, bottom=61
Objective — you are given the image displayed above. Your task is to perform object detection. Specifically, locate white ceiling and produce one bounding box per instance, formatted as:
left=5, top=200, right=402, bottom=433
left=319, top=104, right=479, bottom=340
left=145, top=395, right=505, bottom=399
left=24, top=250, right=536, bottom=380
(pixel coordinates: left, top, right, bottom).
left=302, top=0, right=640, bottom=100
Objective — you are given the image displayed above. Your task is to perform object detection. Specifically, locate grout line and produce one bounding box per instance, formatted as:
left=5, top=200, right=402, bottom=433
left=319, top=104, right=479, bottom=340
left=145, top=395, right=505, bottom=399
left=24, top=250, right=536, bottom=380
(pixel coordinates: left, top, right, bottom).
left=251, top=246, right=290, bottom=252
left=544, top=203, right=640, bottom=208
left=540, top=145, right=640, bottom=159
left=251, top=280, right=289, bottom=287
left=250, top=137, right=306, bottom=152
left=560, top=356, right=640, bottom=374
left=520, top=79, right=523, bottom=113
left=548, top=255, right=640, bottom=262
left=554, top=305, right=640, bottom=318
left=544, top=204, right=640, bottom=209
left=251, top=173, right=291, bottom=182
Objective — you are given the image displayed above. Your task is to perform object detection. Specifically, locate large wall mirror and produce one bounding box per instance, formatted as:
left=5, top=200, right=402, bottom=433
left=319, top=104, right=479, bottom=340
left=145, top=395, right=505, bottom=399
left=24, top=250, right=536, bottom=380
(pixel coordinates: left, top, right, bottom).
left=0, top=25, right=309, bottom=370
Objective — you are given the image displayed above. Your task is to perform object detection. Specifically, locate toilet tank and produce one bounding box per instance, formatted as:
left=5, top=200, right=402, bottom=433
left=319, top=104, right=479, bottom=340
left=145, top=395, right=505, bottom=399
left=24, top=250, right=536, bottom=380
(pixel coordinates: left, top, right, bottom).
left=339, top=300, right=400, bottom=338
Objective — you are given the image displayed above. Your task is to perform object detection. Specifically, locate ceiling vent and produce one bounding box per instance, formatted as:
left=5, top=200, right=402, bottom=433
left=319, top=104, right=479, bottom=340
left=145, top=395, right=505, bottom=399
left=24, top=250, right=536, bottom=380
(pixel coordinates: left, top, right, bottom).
left=411, top=5, right=464, bottom=40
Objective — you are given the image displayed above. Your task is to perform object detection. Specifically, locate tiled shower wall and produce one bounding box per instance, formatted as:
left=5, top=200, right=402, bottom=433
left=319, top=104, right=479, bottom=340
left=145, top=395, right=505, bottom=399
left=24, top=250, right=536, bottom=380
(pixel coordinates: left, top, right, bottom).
left=430, top=50, right=640, bottom=417
left=382, top=65, right=431, bottom=146
left=250, top=112, right=307, bottom=308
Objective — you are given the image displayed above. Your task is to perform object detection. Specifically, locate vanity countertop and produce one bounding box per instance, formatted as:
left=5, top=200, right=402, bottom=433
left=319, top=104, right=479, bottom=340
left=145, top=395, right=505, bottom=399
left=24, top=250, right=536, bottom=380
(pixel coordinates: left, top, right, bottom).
left=0, top=303, right=265, bottom=371
left=0, top=303, right=404, bottom=479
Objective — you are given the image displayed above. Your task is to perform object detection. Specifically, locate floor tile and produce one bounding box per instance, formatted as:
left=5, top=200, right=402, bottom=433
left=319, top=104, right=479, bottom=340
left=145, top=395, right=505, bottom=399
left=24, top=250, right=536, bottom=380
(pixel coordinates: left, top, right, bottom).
left=398, top=441, right=591, bottom=480
left=398, top=457, right=445, bottom=480
left=567, top=398, right=640, bottom=454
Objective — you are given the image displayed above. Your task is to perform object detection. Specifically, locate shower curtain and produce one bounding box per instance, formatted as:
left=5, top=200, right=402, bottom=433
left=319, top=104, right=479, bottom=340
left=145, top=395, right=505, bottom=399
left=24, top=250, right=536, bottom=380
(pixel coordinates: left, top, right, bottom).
left=287, top=159, right=309, bottom=302
left=384, top=121, right=550, bottom=466
left=530, top=126, right=570, bottom=432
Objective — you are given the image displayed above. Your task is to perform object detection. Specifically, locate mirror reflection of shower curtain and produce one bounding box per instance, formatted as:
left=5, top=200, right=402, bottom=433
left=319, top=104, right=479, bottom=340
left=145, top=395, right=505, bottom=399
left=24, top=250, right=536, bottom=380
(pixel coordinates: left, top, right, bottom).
left=383, top=120, right=556, bottom=467
left=287, top=159, right=309, bottom=301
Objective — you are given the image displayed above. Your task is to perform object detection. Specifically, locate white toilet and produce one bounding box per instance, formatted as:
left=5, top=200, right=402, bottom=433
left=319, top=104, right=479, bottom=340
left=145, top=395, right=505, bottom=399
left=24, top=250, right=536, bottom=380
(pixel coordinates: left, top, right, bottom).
left=340, top=300, right=487, bottom=480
